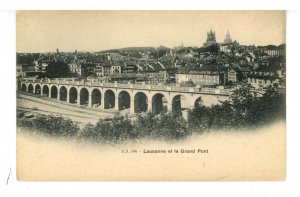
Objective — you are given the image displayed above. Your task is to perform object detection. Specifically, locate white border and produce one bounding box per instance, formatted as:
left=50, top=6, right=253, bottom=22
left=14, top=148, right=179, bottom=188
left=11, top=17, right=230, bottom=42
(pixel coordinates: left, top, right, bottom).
left=0, top=0, right=295, bottom=10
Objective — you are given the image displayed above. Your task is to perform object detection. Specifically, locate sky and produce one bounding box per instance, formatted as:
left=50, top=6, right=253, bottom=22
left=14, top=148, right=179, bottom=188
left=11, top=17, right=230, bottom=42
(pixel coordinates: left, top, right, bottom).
left=16, top=11, right=286, bottom=53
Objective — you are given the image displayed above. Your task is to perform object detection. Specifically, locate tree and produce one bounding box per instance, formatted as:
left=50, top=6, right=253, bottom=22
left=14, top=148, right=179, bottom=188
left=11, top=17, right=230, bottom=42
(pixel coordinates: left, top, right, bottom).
left=229, top=82, right=255, bottom=115
left=45, top=61, right=70, bottom=78
left=259, top=85, right=285, bottom=122
left=198, top=44, right=220, bottom=54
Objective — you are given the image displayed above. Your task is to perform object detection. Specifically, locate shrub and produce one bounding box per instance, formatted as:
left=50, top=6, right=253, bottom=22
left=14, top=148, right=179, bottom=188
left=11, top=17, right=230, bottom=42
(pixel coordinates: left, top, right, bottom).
left=188, top=83, right=286, bottom=131
left=151, top=113, right=189, bottom=140
left=19, top=114, right=80, bottom=137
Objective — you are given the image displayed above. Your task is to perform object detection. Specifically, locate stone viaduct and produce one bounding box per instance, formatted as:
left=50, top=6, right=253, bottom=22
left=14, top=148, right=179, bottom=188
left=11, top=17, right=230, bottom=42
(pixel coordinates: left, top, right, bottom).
left=18, top=78, right=230, bottom=114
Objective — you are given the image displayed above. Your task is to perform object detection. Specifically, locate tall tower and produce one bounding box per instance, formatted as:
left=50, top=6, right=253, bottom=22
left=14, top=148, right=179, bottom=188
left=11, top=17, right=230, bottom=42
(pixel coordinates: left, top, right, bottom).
left=224, top=30, right=232, bottom=44
left=203, top=29, right=217, bottom=46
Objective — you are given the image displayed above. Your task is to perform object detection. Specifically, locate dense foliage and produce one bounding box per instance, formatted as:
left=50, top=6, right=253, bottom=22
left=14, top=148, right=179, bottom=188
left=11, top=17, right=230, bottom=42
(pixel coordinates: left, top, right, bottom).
left=18, top=112, right=188, bottom=143
left=198, top=44, right=220, bottom=54
left=79, top=113, right=188, bottom=143
left=18, top=114, right=79, bottom=137
left=188, top=82, right=285, bottom=132
left=45, top=61, right=71, bottom=78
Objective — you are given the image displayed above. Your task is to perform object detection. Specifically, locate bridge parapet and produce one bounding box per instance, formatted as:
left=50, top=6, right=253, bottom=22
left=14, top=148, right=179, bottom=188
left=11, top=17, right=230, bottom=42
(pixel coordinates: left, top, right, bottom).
left=151, top=85, right=167, bottom=90
left=118, top=84, right=132, bottom=88
left=19, top=78, right=230, bottom=95
left=133, top=84, right=150, bottom=89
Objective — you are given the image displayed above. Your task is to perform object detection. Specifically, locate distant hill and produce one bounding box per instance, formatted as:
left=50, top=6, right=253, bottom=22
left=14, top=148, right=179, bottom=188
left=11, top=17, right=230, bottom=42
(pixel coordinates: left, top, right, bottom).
left=98, top=46, right=170, bottom=54
left=98, top=47, right=155, bottom=53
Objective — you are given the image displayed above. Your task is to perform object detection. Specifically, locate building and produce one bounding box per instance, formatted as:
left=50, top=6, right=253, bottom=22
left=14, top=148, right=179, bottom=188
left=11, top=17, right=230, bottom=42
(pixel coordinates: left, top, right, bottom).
left=188, top=70, right=225, bottom=86
left=224, top=30, right=233, bottom=44
left=239, top=64, right=251, bottom=77
left=18, top=63, right=43, bottom=78
left=176, top=73, right=189, bottom=84
left=144, top=69, right=168, bottom=84
left=247, top=71, right=281, bottom=89
left=220, top=44, right=230, bottom=53
left=122, top=63, right=137, bottom=74
left=111, top=64, right=122, bottom=74
left=86, top=63, right=97, bottom=76
left=17, top=64, right=40, bottom=77
left=264, top=48, right=285, bottom=57
left=110, top=73, right=136, bottom=83
left=227, top=68, right=242, bottom=83
left=176, top=70, right=225, bottom=86
left=246, top=62, right=285, bottom=89
left=165, top=67, right=178, bottom=83
left=16, top=64, right=23, bottom=77
left=95, top=63, right=103, bottom=77
left=203, top=29, right=217, bottom=47
left=68, top=63, right=88, bottom=77
left=33, top=61, right=48, bottom=72
left=101, top=62, right=112, bottom=77
left=263, top=44, right=286, bottom=57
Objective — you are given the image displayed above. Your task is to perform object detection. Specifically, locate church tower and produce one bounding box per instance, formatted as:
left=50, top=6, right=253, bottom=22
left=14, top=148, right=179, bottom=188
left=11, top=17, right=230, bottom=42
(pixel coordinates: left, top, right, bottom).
left=224, top=30, right=233, bottom=44
left=203, top=29, right=217, bottom=46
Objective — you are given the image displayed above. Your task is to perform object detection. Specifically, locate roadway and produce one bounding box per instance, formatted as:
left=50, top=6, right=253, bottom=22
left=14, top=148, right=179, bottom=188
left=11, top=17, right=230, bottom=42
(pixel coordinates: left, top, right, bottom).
left=17, top=92, right=130, bottom=126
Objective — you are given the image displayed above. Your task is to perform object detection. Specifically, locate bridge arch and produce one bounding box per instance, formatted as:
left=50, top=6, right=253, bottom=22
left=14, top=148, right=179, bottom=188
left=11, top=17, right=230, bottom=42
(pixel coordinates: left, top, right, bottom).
left=151, top=93, right=168, bottom=115
left=21, top=83, right=27, bottom=92
left=194, top=96, right=203, bottom=108
left=35, top=84, right=41, bottom=94
left=134, top=92, right=148, bottom=113
left=118, top=90, right=131, bottom=111
left=59, top=86, right=68, bottom=101
left=172, top=94, right=183, bottom=113
left=79, top=87, right=89, bottom=105
left=28, top=84, right=34, bottom=93
left=50, top=85, right=58, bottom=98
left=69, top=87, right=78, bottom=104
left=91, top=88, right=101, bottom=107
left=104, top=89, right=115, bottom=109
left=42, top=85, right=49, bottom=96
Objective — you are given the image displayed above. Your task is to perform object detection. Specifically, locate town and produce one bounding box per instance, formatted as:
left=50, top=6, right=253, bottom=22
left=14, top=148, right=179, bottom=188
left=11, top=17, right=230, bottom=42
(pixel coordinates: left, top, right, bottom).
left=17, top=30, right=286, bottom=92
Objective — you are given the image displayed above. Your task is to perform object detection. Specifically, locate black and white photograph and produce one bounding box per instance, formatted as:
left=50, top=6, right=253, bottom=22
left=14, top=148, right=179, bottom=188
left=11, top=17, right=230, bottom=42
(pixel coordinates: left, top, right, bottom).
left=15, top=10, right=286, bottom=181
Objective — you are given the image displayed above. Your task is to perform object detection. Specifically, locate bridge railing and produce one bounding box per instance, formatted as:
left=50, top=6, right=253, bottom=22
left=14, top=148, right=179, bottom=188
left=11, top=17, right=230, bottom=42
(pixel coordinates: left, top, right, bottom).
left=150, top=85, right=167, bottom=90
left=220, top=89, right=230, bottom=94
left=19, top=78, right=230, bottom=95
left=133, top=84, right=149, bottom=89
left=117, top=84, right=132, bottom=88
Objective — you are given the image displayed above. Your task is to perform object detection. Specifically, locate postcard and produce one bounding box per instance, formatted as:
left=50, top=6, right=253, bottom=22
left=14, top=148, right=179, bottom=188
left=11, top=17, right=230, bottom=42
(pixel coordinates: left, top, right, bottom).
left=16, top=10, right=286, bottom=181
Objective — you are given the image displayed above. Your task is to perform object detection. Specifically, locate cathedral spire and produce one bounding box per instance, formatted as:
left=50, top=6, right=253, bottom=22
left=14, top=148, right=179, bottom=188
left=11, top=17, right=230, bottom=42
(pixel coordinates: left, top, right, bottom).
left=224, top=30, right=232, bottom=44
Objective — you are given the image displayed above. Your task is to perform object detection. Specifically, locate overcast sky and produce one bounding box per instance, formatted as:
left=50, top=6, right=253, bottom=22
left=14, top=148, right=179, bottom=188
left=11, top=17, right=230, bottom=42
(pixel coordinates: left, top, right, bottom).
left=17, top=11, right=285, bottom=53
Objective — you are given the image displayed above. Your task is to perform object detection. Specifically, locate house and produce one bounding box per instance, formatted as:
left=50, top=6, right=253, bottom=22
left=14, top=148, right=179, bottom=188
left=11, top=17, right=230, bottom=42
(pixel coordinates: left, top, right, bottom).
left=101, top=62, right=112, bottom=77
left=17, top=64, right=38, bottom=77
left=144, top=69, right=167, bottom=84
left=247, top=71, right=281, bottom=89
left=122, top=62, right=137, bottom=74
left=188, top=70, right=225, bottom=86
left=176, top=70, right=225, bottom=86
left=95, top=63, right=103, bottom=77
left=264, top=46, right=285, bottom=57
left=176, top=73, right=189, bottom=84
left=247, top=64, right=284, bottom=89
left=68, top=63, right=87, bottom=77
left=227, top=68, right=243, bottom=83
left=111, top=63, right=122, bottom=74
